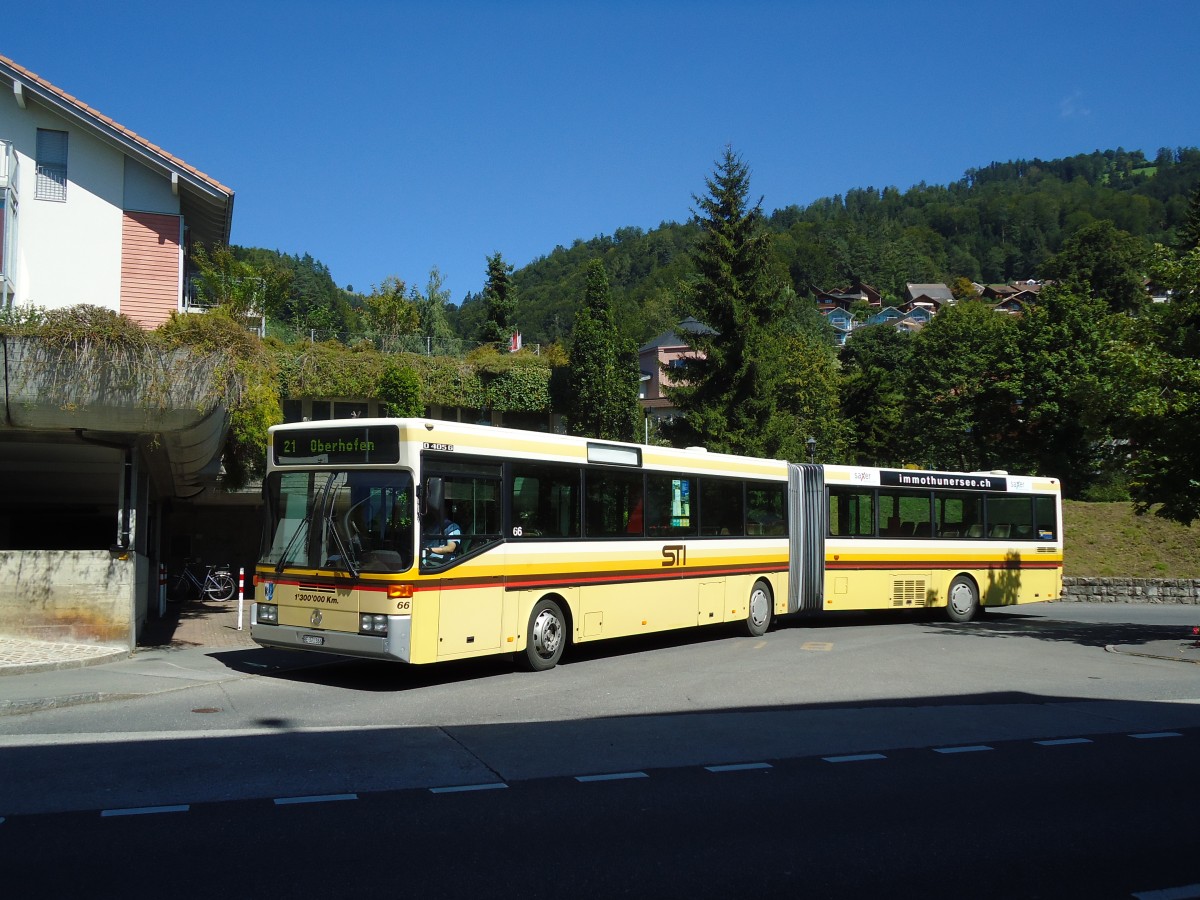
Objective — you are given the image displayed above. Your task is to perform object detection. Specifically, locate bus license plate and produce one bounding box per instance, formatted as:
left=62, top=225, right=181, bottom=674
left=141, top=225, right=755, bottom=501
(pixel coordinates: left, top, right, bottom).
left=301, top=634, right=325, bottom=646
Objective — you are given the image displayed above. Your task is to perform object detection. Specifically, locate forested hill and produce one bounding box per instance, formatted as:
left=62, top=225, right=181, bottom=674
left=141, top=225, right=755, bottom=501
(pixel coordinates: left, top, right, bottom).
left=454, top=146, right=1200, bottom=347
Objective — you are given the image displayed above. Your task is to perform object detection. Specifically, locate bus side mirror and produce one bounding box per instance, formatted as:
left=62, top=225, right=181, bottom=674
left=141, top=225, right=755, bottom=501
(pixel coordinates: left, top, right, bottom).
left=423, top=477, right=444, bottom=519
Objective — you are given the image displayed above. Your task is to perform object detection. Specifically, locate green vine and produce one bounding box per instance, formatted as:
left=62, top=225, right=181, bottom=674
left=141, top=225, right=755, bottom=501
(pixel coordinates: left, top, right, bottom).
left=2, top=305, right=560, bottom=491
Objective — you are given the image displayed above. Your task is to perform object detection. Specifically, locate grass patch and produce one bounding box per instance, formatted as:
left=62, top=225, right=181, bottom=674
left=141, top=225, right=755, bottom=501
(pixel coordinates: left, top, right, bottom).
left=1064, top=501, right=1200, bottom=577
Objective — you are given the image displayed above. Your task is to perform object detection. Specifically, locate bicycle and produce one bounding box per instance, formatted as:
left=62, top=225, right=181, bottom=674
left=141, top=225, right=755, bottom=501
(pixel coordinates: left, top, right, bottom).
left=170, top=562, right=237, bottom=602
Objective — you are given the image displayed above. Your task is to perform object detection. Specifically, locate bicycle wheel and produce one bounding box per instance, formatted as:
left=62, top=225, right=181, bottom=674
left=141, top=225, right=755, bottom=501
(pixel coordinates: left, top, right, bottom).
left=168, top=574, right=195, bottom=603
left=206, top=573, right=237, bottom=602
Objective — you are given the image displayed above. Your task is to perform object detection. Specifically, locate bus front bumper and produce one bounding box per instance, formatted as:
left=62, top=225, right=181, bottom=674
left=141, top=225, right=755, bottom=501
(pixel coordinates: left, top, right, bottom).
left=250, top=605, right=412, bottom=662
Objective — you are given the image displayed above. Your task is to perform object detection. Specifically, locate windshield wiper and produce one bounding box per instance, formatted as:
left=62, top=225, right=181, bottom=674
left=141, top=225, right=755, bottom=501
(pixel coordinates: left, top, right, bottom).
left=274, top=474, right=334, bottom=574
left=323, top=504, right=360, bottom=581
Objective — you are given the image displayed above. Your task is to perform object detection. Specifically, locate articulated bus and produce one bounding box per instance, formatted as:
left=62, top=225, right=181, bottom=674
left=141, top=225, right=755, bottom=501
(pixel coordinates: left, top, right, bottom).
left=252, top=419, right=1062, bottom=670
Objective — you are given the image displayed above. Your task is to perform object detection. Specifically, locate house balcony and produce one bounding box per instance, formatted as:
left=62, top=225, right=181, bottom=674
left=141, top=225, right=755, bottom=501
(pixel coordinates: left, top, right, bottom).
left=0, top=140, right=17, bottom=303
left=0, top=139, right=16, bottom=190
left=182, top=271, right=265, bottom=336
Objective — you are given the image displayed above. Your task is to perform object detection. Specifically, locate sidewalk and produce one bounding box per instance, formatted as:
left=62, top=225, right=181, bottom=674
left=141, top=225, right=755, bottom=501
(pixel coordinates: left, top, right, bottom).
left=1, top=603, right=1197, bottom=717
left=0, top=596, right=273, bottom=716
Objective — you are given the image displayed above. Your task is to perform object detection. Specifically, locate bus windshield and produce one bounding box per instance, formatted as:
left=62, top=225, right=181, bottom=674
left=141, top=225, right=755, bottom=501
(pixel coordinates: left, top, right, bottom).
left=261, top=470, right=415, bottom=574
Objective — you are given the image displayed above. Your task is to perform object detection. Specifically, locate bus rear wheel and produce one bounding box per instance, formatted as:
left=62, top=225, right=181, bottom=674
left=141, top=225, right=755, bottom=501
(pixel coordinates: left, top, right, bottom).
left=945, top=575, right=979, bottom=623
left=522, top=598, right=566, bottom=671
left=742, top=580, right=773, bottom=637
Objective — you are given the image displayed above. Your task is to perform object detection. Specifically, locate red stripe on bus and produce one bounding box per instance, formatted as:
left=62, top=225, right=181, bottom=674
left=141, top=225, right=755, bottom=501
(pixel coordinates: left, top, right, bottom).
left=824, top=559, right=1061, bottom=570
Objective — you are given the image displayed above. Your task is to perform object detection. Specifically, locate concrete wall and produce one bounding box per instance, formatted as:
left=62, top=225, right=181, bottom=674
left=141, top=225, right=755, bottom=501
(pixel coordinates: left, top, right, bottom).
left=0, top=550, right=138, bottom=648
left=1062, top=577, right=1200, bottom=604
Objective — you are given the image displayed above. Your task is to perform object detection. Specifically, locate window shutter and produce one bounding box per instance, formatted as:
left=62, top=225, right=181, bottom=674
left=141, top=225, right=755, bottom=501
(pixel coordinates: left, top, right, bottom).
left=35, top=129, right=68, bottom=201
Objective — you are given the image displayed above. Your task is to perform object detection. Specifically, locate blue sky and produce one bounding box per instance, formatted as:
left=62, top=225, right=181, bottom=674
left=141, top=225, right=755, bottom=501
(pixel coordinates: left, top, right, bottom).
left=6, top=1, right=1200, bottom=304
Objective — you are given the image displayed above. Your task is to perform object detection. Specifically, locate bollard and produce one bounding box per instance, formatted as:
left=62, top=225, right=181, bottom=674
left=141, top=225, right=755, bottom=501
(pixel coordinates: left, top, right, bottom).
left=237, top=567, right=245, bottom=631
left=158, top=562, right=167, bottom=617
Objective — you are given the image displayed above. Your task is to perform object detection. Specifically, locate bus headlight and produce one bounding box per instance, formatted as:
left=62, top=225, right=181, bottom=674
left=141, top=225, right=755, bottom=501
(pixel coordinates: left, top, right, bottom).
left=360, top=614, right=388, bottom=635
left=257, top=603, right=278, bottom=624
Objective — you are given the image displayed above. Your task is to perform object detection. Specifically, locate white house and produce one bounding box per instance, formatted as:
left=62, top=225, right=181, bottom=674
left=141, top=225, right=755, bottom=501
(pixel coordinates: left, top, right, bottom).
left=0, top=54, right=241, bottom=651
left=0, top=54, right=232, bottom=320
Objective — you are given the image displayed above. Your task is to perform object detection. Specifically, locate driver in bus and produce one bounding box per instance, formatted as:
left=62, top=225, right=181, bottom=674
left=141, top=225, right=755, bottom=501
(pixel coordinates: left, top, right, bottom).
left=423, top=501, right=462, bottom=567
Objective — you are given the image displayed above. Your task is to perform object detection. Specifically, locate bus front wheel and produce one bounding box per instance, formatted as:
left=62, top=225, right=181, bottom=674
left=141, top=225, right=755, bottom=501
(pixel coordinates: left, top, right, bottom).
left=743, top=580, right=773, bottom=637
left=945, top=576, right=980, bottom=623
left=522, top=598, right=566, bottom=671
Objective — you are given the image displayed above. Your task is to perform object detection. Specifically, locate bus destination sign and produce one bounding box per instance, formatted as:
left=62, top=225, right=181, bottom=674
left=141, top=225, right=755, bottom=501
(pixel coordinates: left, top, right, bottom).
left=273, top=425, right=401, bottom=466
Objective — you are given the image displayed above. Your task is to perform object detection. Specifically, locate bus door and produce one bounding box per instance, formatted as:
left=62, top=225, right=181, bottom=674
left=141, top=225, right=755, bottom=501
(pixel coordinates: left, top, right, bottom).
left=421, top=463, right=506, bottom=658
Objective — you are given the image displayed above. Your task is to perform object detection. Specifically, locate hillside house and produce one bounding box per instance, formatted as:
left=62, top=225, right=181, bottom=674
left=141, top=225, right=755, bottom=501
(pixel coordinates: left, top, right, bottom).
left=638, top=316, right=713, bottom=421
left=904, top=282, right=954, bottom=312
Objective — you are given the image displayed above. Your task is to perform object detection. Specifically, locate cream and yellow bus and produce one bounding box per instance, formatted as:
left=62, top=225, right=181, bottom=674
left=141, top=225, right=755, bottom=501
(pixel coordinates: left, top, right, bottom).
left=791, top=464, right=1062, bottom=622
left=251, top=419, right=1061, bottom=670
left=253, top=418, right=790, bottom=670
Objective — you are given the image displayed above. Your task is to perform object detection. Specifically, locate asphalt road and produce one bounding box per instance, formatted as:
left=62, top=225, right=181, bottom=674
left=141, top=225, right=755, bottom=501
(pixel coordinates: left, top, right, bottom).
left=2, top=725, right=1196, bottom=899
left=1, top=601, right=1198, bottom=898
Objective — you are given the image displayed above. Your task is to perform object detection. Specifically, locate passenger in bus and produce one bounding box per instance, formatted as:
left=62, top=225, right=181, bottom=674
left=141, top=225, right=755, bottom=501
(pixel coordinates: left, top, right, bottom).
left=423, top=503, right=462, bottom=567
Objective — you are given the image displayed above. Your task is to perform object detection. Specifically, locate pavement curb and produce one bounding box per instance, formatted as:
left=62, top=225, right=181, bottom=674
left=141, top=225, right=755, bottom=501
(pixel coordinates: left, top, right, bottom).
left=0, top=647, right=130, bottom=677
left=0, top=691, right=143, bottom=716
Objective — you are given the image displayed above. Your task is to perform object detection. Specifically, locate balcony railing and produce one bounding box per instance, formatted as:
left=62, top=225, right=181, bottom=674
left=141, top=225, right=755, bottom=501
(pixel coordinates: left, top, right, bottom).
left=0, top=140, right=16, bottom=189
left=183, top=272, right=265, bottom=336
left=1, top=141, right=17, bottom=301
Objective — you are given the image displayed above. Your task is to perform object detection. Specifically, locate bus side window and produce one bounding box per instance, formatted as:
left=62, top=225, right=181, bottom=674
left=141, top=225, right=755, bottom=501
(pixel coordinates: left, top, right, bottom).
left=512, top=464, right=580, bottom=538
left=1034, top=495, right=1058, bottom=540
left=585, top=469, right=644, bottom=538
left=828, top=488, right=872, bottom=537
left=646, top=475, right=696, bottom=538
left=699, top=478, right=743, bottom=536
left=747, top=481, right=786, bottom=536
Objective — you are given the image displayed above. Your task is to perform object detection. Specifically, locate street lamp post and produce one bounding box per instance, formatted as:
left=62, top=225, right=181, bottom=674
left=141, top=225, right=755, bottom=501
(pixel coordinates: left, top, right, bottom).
left=806, top=436, right=817, bottom=464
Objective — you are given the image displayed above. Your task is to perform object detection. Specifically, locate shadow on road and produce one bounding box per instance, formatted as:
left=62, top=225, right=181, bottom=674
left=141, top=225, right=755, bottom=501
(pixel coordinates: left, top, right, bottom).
left=923, top=613, right=1196, bottom=650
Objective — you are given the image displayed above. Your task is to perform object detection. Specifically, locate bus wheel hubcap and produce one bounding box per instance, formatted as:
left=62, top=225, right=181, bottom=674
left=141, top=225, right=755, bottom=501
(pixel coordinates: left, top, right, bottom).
left=750, top=590, right=769, bottom=628
left=532, top=610, right=561, bottom=658
left=950, top=584, right=973, bottom=614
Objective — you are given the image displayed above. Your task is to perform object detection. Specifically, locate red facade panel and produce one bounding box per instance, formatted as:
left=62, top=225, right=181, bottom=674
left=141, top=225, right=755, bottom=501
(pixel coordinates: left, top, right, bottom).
left=120, top=212, right=180, bottom=328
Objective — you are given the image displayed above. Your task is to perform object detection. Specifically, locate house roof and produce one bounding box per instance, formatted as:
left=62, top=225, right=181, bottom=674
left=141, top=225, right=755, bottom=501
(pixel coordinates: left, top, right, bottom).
left=639, top=316, right=715, bottom=352
left=0, top=54, right=234, bottom=246
left=905, top=283, right=954, bottom=304
left=983, top=283, right=1019, bottom=298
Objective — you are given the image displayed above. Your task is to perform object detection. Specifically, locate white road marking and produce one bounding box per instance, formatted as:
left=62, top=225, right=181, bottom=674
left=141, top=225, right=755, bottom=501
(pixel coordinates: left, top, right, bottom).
left=933, top=745, right=993, bottom=754
left=823, top=753, right=887, bottom=763
left=101, top=804, right=189, bottom=817
left=1129, top=732, right=1183, bottom=740
left=273, top=793, right=358, bottom=805
left=705, top=762, right=772, bottom=772
left=1132, top=884, right=1200, bottom=899
left=1035, top=738, right=1094, bottom=746
left=429, top=783, right=508, bottom=794
left=575, top=772, right=649, bottom=783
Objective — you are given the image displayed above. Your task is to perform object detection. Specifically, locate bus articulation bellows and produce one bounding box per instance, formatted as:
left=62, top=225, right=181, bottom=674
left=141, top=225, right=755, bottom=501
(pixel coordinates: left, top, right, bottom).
left=252, top=418, right=1062, bottom=670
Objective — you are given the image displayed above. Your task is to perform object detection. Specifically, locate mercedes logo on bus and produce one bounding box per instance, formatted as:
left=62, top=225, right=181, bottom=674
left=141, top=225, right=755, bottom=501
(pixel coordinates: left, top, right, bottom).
left=310, top=609, right=323, bottom=626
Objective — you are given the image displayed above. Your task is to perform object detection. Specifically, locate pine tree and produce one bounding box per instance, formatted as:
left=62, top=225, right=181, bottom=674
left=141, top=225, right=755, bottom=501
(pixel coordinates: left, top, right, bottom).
left=1179, top=185, right=1200, bottom=252
left=477, top=253, right=517, bottom=345
left=663, top=147, right=793, bottom=457
left=567, top=260, right=641, bottom=441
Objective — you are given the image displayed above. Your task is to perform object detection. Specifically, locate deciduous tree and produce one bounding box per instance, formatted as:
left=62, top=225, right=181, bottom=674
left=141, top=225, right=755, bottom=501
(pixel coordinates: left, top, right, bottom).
left=1112, top=244, right=1200, bottom=523
left=903, top=300, right=1020, bottom=471
left=364, top=276, right=419, bottom=348
left=414, top=266, right=456, bottom=344
left=1040, top=221, right=1150, bottom=313
left=191, top=245, right=292, bottom=321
